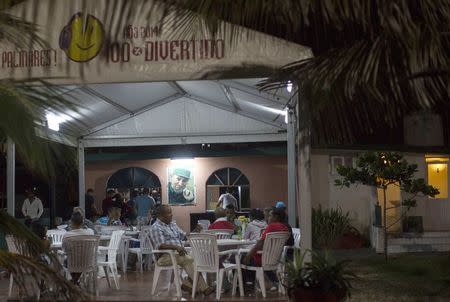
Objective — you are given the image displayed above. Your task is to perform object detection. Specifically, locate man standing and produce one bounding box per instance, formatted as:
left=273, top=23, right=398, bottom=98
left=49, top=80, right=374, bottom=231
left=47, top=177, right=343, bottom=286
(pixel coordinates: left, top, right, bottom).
left=22, top=189, right=44, bottom=222
left=168, top=168, right=195, bottom=204
left=217, top=188, right=238, bottom=210
left=101, top=190, right=115, bottom=216
left=149, top=205, right=213, bottom=295
left=135, top=188, right=155, bottom=221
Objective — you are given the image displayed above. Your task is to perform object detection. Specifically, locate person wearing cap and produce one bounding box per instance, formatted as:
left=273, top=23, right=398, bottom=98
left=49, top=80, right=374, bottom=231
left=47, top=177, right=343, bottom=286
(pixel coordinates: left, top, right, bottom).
left=275, top=201, right=286, bottom=209
left=22, top=189, right=44, bottom=221
left=168, top=168, right=195, bottom=204
left=275, top=201, right=289, bottom=223
left=217, top=187, right=238, bottom=210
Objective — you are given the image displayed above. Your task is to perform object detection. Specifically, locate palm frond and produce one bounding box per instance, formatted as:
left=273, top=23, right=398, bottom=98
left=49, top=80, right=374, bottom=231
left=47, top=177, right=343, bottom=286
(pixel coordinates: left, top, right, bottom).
left=0, top=79, right=77, bottom=179
left=151, top=0, right=450, bottom=143
left=0, top=211, right=86, bottom=301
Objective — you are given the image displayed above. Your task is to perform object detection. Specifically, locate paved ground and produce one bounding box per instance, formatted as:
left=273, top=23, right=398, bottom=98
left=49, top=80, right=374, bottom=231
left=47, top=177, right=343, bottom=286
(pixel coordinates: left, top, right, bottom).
left=1, top=269, right=288, bottom=301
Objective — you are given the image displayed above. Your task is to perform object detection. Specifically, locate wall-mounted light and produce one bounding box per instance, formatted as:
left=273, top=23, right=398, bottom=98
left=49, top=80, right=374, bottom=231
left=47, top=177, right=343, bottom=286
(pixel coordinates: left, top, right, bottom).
left=46, top=112, right=70, bottom=132
left=46, top=112, right=61, bottom=131
left=286, top=81, right=293, bottom=93
left=170, top=158, right=194, bottom=166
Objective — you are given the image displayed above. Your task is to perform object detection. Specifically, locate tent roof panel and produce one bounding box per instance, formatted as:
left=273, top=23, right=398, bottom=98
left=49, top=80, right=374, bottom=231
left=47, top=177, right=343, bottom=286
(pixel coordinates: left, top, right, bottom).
left=85, top=82, right=178, bottom=113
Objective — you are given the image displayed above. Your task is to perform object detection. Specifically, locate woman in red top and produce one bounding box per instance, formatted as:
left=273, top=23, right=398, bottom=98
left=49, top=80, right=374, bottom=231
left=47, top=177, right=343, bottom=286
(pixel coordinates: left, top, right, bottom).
left=241, top=208, right=289, bottom=292
left=208, top=207, right=235, bottom=230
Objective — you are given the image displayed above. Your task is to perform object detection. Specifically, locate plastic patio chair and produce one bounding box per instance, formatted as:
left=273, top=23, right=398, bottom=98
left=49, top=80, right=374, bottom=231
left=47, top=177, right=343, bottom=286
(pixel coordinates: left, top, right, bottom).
left=5, top=235, right=41, bottom=300
left=97, top=230, right=125, bottom=289
left=292, top=228, right=301, bottom=248
left=46, top=229, right=66, bottom=247
left=149, top=239, right=183, bottom=298
left=63, top=235, right=100, bottom=295
left=189, top=233, right=243, bottom=300
left=197, top=219, right=211, bottom=231
left=203, top=229, right=234, bottom=239
left=128, top=229, right=153, bottom=272
left=280, top=227, right=301, bottom=289
left=239, top=232, right=290, bottom=298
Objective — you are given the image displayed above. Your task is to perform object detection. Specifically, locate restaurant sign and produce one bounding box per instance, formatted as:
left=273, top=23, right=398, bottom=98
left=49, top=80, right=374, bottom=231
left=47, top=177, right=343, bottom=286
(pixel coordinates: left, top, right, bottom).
left=0, top=0, right=311, bottom=84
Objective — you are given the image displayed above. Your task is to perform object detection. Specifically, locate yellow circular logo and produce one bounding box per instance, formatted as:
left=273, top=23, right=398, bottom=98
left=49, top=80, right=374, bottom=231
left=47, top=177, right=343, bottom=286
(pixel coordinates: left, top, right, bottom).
left=59, top=13, right=105, bottom=62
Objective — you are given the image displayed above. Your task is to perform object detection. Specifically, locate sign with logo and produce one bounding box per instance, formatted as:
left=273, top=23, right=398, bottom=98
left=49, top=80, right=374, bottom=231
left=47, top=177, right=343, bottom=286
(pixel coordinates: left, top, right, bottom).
left=0, top=0, right=311, bottom=84
left=59, top=13, right=105, bottom=62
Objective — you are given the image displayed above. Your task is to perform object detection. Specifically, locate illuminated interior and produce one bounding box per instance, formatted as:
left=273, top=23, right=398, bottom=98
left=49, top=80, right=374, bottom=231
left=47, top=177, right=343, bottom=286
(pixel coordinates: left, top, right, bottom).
left=427, top=157, right=449, bottom=199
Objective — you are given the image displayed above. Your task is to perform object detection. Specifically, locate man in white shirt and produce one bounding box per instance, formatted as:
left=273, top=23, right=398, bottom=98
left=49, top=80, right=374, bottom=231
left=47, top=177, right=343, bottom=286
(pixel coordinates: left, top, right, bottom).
left=21, top=190, right=43, bottom=220
left=217, top=188, right=238, bottom=210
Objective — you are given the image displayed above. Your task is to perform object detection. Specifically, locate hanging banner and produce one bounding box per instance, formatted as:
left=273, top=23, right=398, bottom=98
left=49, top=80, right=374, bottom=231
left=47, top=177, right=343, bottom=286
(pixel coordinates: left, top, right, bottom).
left=0, top=0, right=312, bottom=84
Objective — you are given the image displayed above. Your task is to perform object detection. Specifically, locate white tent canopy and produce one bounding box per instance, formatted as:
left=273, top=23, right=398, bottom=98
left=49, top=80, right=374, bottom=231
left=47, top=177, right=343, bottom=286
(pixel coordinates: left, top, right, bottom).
left=42, top=78, right=290, bottom=148
left=4, top=0, right=312, bottom=244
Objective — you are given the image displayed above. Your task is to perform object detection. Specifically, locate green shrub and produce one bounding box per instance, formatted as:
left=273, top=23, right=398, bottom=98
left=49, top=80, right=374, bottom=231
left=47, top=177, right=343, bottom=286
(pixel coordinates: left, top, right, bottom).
left=312, top=206, right=351, bottom=249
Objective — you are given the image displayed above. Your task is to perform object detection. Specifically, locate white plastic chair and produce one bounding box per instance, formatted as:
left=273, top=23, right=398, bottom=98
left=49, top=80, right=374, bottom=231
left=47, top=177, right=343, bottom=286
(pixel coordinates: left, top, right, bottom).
left=197, top=219, right=211, bottom=230
left=97, top=230, right=124, bottom=289
left=63, top=235, right=100, bottom=295
left=149, top=238, right=183, bottom=298
left=189, top=233, right=243, bottom=300
left=292, top=228, right=301, bottom=248
left=5, top=235, right=41, bottom=300
left=98, top=225, right=127, bottom=235
left=280, top=228, right=301, bottom=286
left=98, top=226, right=128, bottom=272
left=239, top=232, right=290, bottom=298
left=128, top=229, right=153, bottom=272
left=203, top=229, right=234, bottom=239
left=46, top=229, right=66, bottom=247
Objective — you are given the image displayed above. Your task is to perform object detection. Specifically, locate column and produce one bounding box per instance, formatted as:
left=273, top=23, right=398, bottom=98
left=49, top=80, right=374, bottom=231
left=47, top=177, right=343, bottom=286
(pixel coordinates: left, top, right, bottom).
left=297, top=90, right=312, bottom=261
left=287, top=107, right=297, bottom=227
left=6, top=138, right=15, bottom=216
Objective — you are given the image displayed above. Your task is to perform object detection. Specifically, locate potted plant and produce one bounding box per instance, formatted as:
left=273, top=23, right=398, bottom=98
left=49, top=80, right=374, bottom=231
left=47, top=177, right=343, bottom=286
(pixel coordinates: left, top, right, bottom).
left=282, top=249, right=355, bottom=302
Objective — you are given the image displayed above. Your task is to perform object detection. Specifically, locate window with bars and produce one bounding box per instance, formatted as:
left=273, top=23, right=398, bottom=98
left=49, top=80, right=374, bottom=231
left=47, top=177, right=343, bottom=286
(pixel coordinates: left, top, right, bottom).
left=206, top=168, right=250, bottom=210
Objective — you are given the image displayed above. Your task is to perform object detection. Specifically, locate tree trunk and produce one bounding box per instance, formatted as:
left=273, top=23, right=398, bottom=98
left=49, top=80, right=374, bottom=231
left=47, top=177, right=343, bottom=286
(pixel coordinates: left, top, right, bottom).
left=383, top=187, right=388, bottom=261
left=297, top=88, right=312, bottom=262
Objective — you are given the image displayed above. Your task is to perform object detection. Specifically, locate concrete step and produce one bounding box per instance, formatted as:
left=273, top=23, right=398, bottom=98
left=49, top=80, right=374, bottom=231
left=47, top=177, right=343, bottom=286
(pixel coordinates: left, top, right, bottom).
left=388, top=243, right=450, bottom=254
left=389, top=237, right=450, bottom=245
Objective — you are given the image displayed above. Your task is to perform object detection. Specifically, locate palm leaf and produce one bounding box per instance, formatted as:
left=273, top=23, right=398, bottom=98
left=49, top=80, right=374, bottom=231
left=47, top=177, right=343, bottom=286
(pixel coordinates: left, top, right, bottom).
left=0, top=211, right=86, bottom=300
left=149, top=0, right=449, bottom=143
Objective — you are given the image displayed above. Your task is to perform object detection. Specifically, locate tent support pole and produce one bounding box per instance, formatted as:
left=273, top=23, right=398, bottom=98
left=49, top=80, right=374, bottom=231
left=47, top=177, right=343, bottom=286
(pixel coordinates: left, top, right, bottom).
left=6, top=137, right=15, bottom=217
left=78, top=139, right=85, bottom=212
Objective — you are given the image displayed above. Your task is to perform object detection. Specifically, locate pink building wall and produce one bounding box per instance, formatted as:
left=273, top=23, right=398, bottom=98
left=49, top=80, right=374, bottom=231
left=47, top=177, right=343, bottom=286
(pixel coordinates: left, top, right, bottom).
left=85, top=155, right=288, bottom=231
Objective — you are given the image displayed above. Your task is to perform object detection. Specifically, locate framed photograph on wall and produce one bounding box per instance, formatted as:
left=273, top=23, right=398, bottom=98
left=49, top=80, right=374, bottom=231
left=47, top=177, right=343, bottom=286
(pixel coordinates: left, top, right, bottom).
left=168, top=161, right=195, bottom=205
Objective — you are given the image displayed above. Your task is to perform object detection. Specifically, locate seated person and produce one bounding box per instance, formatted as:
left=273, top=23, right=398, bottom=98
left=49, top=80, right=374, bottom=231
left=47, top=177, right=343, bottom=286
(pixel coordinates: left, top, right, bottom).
left=208, top=207, right=235, bottom=230
left=30, top=220, right=49, bottom=246
left=263, top=207, right=273, bottom=224
left=108, top=207, right=123, bottom=226
left=225, top=204, right=236, bottom=223
left=149, top=205, right=214, bottom=296
left=63, top=212, right=95, bottom=240
left=69, top=207, right=97, bottom=234
left=62, top=212, right=95, bottom=284
left=96, top=206, right=122, bottom=226
left=241, top=208, right=289, bottom=289
left=244, top=208, right=267, bottom=241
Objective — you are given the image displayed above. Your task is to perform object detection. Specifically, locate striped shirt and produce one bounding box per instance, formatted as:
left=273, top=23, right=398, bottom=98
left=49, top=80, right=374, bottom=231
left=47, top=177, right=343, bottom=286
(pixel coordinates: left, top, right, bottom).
left=149, top=219, right=186, bottom=249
